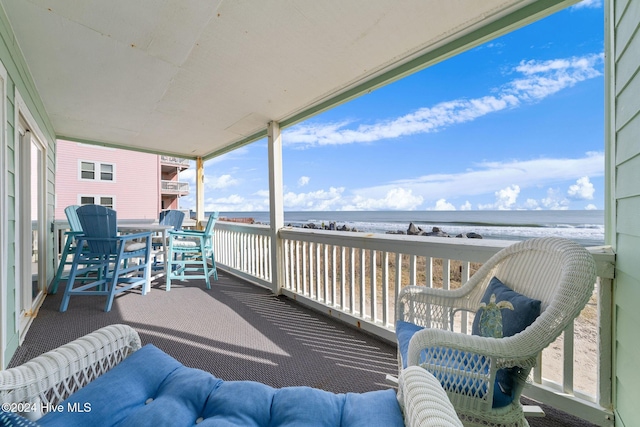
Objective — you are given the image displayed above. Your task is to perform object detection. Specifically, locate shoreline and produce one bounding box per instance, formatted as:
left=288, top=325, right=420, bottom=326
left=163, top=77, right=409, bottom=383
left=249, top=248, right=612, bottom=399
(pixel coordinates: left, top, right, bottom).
left=216, top=215, right=604, bottom=246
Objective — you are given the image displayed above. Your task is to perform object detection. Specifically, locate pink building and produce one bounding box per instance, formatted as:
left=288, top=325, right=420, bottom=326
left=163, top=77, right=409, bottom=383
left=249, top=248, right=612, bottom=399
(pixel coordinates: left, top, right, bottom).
left=55, top=140, right=189, bottom=220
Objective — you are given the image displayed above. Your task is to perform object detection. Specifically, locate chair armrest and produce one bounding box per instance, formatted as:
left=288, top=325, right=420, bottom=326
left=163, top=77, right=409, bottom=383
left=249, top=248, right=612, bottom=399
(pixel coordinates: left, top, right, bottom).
left=116, top=231, right=152, bottom=241
left=399, top=366, right=463, bottom=427
left=77, top=232, right=151, bottom=243
left=168, top=229, right=205, bottom=237
left=398, top=285, right=479, bottom=313
left=396, top=285, right=483, bottom=332
left=0, top=324, right=141, bottom=412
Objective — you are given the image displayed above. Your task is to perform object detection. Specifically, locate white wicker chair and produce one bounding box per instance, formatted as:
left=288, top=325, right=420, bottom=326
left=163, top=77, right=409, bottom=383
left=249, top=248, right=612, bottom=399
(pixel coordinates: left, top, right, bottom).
left=396, top=237, right=597, bottom=427
left=1, top=324, right=462, bottom=427
left=0, top=324, right=141, bottom=416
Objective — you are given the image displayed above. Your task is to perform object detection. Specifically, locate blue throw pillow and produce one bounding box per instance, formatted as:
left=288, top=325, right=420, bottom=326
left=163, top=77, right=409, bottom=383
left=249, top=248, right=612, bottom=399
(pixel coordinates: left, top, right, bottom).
left=472, top=276, right=541, bottom=339
left=471, top=276, right=541, bottom=406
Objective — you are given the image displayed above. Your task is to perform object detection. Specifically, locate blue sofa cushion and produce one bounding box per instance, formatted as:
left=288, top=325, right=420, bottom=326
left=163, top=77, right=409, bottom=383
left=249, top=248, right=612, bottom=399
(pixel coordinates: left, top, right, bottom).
left=1, top=409, right=41, bottom=427
left=202, top=380, right=275, bottom=426
left=271, top=386, right=344, bottom=426
left=342, top=390, right=404, bottom=427
left=36, top=344, right=404, bottom=427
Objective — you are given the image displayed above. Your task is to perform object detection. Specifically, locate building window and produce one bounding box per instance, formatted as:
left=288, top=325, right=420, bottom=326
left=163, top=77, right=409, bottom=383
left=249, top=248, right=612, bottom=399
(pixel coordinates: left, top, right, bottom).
left=100, top=164, right=113, bottom=181
left=100, top=197, right=114, bottom=208
left=79, top=161, right=115, bottom=181
left=80, top=162, right=95, bottom=180
left=79, top=196, right=114, bottom=209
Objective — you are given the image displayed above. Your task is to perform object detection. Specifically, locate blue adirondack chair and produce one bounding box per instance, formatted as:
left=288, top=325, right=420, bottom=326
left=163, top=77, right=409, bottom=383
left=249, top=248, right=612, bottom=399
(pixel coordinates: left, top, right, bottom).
left=59, top=205, right=152, bottom=312
left=49, top=205, right=89, bottom=294
left=165, top=212, right=218, bottom=291
left=152, top=210, right=185, bottom=270
left=159, top=210, right=185, bottom=230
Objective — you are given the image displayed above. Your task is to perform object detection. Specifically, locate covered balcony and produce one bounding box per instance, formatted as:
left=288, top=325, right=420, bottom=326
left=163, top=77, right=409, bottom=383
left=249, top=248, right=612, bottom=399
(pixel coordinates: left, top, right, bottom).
left=15, top=231, right=611, bottom=427
left=41, top=214, right=615, bottom=427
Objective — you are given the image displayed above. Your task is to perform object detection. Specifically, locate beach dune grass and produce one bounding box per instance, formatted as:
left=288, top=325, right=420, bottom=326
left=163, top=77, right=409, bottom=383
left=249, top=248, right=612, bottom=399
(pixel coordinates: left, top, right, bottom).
left=284, top=243, right=482, bottom=321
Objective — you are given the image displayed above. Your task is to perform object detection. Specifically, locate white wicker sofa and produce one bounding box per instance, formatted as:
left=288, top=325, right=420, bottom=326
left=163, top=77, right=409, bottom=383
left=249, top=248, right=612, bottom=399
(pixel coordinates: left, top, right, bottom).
left=0, top=324, right=462, bottom=427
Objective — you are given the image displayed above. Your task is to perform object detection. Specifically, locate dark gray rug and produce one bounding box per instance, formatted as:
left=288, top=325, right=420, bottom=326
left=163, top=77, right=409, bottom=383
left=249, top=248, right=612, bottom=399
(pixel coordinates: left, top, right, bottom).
left=11, top=272, right=398, bottom=393
left=11, top=271, right=598, bottom=426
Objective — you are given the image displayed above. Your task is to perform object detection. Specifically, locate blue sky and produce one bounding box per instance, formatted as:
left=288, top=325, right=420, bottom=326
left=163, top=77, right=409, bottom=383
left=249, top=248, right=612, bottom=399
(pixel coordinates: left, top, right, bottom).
left=180, top=0, right=604, bottom=213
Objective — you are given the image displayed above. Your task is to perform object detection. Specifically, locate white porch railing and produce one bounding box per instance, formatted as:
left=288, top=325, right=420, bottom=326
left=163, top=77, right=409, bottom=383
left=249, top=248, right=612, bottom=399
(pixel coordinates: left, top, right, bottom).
left=160, top=180, right=189, bottom=194
left=214, top=222, right=272, bottom=288
left=213, top=222, right=615, bottom=427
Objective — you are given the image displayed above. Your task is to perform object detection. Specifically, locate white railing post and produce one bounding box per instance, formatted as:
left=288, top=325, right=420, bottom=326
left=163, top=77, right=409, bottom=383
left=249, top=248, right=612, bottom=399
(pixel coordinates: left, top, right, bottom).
left=268, top=121, right=284, bottom=294
left=195, top=157, right=205, bottom=230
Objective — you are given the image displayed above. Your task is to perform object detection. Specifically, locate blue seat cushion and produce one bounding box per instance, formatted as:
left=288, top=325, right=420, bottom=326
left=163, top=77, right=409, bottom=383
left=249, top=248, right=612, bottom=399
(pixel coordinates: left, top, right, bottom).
left=396, top=320, right=512, bottom=408
left=36, top=344, right=404, bottom=427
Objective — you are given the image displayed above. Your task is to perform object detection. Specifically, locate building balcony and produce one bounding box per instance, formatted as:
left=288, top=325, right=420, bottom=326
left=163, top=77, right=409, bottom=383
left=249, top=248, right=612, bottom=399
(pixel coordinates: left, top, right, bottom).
left=160, top=155, right=190, bottom=169
left=161, top=180, right=189, bottom=196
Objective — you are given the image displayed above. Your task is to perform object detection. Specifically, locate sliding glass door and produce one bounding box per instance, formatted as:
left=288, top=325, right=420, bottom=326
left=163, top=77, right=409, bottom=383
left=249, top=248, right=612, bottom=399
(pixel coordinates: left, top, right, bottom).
left=17, top=122, right=46, bottom=338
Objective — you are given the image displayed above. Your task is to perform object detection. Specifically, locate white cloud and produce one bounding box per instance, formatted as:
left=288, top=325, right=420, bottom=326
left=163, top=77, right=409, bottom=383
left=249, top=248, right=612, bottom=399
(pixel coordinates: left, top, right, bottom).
left=205, top=174, right=239, bottom=190
left=205, top=193, right=269, bottom=212
left=541, top=188, right=570, bottom=210
left=284, top=53, right=603, bottom=147
left=179, top=168, right=196, bottom=184
left=571, top=0, right=602, bottom=10
left=585, top=204, right=598, bottom=210
left=524, top=199, right=540, bottom=209
left=512, top=55, right=602, bottom=101
left=568, top=176, right=595, bottom=200
left=495, top=185, right=520, bottom=210
left=298, top=176, right=310, bottom=187
left=478, top=185, right=520, bottom=210
left=283, top=187, right=346, bottom=211
left=213, top=194, right=244, bottom=204
left=206, top=146, right=250, bottom=164
left=433, top=199, right=456, bottom=211
left=186, top=152, right=603, bottom=212
left=352, top=152, right=604, bottom=207
left=345, top=188, right=424, bottom=211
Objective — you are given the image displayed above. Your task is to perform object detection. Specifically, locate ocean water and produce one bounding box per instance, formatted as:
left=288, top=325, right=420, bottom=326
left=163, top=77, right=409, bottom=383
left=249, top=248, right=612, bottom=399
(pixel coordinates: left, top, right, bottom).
left=215, top=210, right=605, bottom=247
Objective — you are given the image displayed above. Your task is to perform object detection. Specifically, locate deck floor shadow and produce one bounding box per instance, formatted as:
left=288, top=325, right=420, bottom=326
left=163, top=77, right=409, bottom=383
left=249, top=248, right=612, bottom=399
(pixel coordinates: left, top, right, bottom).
left=12, top=270, right=597, bottom=426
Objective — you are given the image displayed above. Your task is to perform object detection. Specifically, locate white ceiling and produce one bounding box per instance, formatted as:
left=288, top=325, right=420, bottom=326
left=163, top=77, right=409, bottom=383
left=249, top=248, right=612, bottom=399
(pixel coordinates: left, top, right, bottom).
left=2, top=0, right=575, bottom=160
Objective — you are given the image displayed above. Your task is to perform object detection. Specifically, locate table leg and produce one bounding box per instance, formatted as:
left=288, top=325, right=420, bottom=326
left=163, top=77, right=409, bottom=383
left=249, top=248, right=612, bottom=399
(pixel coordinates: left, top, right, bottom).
left=163, top=229, right=169, bottom=291
left=143, top=261, right=151, bottom=294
